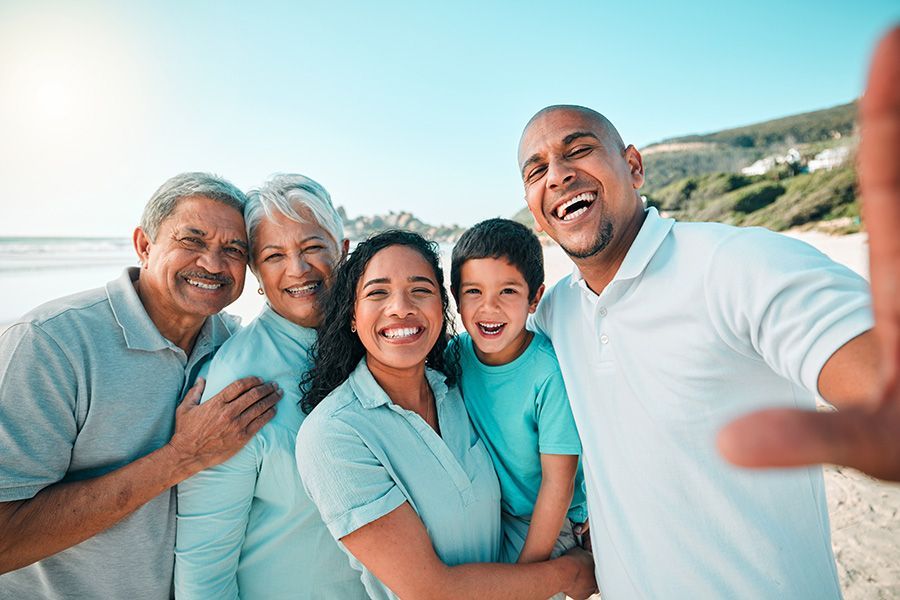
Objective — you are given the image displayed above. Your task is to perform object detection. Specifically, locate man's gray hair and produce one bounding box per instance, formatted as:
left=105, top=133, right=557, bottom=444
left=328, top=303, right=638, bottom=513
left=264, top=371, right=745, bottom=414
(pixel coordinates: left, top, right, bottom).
left=139, top=172, right=248, bottom=241
left=244, top=173, right=345, bottom=258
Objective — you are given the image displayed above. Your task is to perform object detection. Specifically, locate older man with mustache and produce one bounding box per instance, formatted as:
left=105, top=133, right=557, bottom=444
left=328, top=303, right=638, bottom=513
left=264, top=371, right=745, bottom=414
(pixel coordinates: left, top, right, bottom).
left=0, top=172, right=281, bottom=600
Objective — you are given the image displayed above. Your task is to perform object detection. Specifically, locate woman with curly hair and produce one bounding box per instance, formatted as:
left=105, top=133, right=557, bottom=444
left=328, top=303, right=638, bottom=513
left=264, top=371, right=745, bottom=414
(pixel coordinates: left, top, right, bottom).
left=297, top=230, right=596, bottom=599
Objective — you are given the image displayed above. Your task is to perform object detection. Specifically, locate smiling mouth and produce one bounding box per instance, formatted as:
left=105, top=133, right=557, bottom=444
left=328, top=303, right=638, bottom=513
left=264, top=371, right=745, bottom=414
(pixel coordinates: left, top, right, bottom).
left=477, top=321, right=506, bottom=337
left=183, top=275, right=227, bottom=290
left=380, top=326, right=425, bottom=340
left=554, top=192, right=596, bottom=221
left=285, top=281, right=321, bottom=297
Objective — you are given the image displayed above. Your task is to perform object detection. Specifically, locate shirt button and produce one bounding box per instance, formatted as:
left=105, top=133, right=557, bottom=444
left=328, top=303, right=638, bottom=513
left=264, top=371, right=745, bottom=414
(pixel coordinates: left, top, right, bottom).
left=599, top=306, right=608, bottom=317
left=600, top=334, right=609, bottom=344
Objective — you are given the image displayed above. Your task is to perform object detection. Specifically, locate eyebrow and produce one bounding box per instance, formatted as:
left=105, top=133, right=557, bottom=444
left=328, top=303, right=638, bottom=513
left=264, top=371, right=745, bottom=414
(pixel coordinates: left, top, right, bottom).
left=177, top=227, right=248, bottom=250
left=362, top=275, right=437, bottom=289
left=460, top=279, right=525, bottom=287
left=520, top=131, right=602, bottom=177
left=259, top=235, right=327, bottom=252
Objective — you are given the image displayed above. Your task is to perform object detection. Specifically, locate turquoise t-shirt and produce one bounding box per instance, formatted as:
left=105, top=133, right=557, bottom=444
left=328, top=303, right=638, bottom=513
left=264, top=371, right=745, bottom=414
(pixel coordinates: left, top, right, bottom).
left=455, top=332, right=587, bottom=527
left=175, top=305, right=366, bottom=599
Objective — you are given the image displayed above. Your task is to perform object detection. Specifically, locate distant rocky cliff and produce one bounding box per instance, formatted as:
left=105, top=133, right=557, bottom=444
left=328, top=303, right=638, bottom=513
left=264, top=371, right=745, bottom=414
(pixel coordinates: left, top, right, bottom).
left=337, top=207, right=466, bottom=242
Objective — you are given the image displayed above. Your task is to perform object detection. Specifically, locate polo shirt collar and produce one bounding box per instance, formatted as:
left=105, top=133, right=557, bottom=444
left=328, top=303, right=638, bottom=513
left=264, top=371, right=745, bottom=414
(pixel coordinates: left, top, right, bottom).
left=569, top=207, right=674, bottom=287
left=348, top=357, right=450, bottom=410
left=106, top=267, right=234, bottom=353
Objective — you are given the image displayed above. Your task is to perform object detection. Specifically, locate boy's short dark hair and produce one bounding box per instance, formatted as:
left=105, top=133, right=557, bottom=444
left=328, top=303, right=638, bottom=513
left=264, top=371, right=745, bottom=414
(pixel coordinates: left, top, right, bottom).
left=451, top=218, right=544, bottom=301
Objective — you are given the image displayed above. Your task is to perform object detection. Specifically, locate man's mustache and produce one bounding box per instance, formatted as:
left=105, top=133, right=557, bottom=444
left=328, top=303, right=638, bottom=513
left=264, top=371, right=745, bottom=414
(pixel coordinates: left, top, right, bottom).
left=178, top=270, right=234, bottom=285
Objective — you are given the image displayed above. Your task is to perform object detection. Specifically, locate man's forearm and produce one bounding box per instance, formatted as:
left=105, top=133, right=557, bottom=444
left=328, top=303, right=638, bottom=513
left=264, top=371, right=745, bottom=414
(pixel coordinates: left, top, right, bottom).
left=0, top=442, right=199, bottom=574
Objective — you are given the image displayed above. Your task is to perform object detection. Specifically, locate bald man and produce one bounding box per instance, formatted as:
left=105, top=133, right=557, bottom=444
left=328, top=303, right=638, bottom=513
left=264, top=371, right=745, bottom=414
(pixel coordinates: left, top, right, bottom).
left=516, top=30, right=897, bottom=597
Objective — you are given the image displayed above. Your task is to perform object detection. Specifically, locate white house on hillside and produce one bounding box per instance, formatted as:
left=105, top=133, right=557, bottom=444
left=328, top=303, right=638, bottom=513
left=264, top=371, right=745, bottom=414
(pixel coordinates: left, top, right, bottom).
left=808, top=146, right=850, bottom=172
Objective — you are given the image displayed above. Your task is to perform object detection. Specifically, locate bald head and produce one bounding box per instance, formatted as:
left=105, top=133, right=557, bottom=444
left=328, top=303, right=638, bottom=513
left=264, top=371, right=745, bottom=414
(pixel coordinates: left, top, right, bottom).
left=520, top=105, right=626, bottom=158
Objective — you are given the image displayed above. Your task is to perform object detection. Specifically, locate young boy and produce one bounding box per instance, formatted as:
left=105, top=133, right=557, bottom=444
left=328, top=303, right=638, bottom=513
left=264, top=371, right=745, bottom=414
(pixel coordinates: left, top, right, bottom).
left=450, top=218, right=588, bottom=569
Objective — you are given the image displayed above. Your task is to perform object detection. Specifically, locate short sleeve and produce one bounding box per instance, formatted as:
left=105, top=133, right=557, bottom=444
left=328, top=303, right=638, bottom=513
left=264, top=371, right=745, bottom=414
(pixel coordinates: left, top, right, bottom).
left=296, top=416, right=406, bottom=540
left=704, top=228, right=873, bottom=394
left=535, top=369, right=582, bottom=456
left=0, top=323, right=78, bottom=501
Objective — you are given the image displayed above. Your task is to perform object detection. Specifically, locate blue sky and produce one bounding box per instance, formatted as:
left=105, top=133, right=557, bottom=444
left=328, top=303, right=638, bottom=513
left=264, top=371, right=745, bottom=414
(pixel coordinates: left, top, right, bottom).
left=1, top=1, right=897, bottom=236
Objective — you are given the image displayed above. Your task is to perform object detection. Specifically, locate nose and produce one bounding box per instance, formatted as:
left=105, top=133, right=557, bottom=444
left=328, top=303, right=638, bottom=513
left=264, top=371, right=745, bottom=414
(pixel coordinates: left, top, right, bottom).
left=195, top=248, right=227, bottom=274
left=287, top=253, right=311, bottom=278
left=546, top=158, right=575, bottom=190
left=387, top=291, right=416, bottom=318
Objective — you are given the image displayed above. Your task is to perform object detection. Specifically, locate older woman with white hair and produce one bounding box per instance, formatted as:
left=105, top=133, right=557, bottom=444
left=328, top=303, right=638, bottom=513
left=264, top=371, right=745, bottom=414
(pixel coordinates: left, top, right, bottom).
left=174, top=174, right=366, bottom=599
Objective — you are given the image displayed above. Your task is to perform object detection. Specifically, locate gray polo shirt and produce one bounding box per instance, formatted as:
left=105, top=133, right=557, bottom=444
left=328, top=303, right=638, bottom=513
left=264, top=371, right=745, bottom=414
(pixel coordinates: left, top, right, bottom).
left=0, top=267, right=238, bottom=600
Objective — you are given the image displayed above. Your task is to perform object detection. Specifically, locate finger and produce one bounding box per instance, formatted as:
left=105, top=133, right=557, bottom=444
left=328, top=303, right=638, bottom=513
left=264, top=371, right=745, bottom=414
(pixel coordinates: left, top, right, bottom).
left=860, top=27, right=900, bottom=385
left=178, top=377, right=206, bottom=411
left=242, top=402, right=278, bottom=438
left=214, top=376, right=264, bottom=404
left=237, top=389, right=282, bottom=429
left=718, top=407, right=899, bottom=480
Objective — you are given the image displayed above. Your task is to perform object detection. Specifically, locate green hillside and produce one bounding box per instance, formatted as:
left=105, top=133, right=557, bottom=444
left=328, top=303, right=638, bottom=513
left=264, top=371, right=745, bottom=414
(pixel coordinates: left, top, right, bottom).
left=511, top=101, right=861, bottom=234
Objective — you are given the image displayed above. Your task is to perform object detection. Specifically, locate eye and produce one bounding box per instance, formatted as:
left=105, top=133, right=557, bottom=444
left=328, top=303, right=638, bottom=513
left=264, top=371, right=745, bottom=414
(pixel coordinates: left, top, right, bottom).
left=463, top=288, right=481, bottom=295
left=567, top=145, right=593, bottom=158
left=365, top=288, right=388, bottom=298
left=181, top=237, right=204, bottom=247
left=303, top=245, right=325, bottom=253
left=501, top=287, right=518, bottom=295
left=526, top=165, right=547, bottom=183
left=225, top=246, right=246, bottom=258
left=412, top=287, right=434, bottom=295
left=263, top=252, right=284, bottom=262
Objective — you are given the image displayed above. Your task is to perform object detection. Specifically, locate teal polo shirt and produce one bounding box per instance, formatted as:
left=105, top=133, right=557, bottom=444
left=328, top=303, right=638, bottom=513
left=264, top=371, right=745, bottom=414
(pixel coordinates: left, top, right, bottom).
left=296, top=358, right=502, bottom=600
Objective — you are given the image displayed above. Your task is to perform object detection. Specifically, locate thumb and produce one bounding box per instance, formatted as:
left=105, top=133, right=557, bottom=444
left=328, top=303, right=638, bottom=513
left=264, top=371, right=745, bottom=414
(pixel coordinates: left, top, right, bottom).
left=718, top=407, right=880, bottom=474
left=181, top=377, right=206, bottom=409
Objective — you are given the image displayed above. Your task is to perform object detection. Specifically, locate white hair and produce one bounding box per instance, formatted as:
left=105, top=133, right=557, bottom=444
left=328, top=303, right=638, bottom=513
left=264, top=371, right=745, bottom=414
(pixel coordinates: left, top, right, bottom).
left=244, top=173, right=345, bottom=259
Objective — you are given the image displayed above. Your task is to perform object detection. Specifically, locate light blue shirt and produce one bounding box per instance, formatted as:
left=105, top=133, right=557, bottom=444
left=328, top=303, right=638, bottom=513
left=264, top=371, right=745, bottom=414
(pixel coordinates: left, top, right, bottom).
left=531, top=208, right=872, bottom=598
left=455, top=332, right=587, bottom=526
left=175, top=305, right=366, bottom=600
left=296, top=358, right=502, bottom=600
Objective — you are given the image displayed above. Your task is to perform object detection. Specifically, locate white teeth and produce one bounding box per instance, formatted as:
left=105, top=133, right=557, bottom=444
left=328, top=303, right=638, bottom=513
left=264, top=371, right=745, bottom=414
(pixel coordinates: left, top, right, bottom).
left=286, top=282, right=320, bottom=294
left=555, top=192, right=596, bottom=219
left=478, top=322, right=505, bottom=335
left=186, top=278, right=222, bottom=290
left=382, top=327, right=421, bottom=339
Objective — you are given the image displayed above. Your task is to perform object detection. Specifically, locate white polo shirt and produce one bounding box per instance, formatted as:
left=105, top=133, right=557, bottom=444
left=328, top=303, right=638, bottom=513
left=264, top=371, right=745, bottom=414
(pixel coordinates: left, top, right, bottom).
left=531, top=208, right=872, bottom=599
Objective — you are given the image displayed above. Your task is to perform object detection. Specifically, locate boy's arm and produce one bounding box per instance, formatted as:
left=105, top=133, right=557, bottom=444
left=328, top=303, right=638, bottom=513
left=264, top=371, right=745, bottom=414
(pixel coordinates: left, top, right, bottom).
left=518, top=453, right=579, bottom=564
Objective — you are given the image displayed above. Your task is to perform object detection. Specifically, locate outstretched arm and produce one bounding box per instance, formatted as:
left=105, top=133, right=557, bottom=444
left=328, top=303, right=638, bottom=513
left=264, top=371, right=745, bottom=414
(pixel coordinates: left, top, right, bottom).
left=718, top=27, right=900, bottom=482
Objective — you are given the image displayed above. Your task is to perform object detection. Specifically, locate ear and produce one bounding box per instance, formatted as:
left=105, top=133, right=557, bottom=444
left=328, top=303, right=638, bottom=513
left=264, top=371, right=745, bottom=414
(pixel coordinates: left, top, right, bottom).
left=529, top=283, right=545, bottom=313
left=133, top=227, right=152, bottom=268
left=624, top=144, right=645, bottom=190
left=340, top=238, right=351, bottom=259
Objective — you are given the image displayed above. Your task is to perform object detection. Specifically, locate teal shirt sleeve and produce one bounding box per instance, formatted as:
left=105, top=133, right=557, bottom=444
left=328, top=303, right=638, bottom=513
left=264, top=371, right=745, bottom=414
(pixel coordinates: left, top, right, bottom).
left=534, top=370, right=582, bottom=456
left=296, top=416, right=407, bottom=540
left=175, top=349, right=260, bottom=600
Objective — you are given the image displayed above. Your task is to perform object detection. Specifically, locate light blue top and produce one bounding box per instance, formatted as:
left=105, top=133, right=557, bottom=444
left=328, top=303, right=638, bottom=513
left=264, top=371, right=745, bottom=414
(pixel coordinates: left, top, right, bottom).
left=455, top=332, right=587, bottom=525
left=175, top=305, right=366, bottom=600
left=296, top=358, right=502, bottom=600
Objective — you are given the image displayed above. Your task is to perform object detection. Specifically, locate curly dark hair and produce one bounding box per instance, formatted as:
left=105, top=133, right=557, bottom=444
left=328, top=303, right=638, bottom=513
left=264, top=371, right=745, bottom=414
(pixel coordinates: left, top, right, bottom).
left=301, top=230, right=459, bottom=414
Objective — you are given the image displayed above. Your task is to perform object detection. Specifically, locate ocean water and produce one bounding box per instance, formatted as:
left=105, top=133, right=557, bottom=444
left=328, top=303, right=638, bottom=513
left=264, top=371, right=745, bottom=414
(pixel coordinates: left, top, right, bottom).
left=0, top=238, right=457, bottom=327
